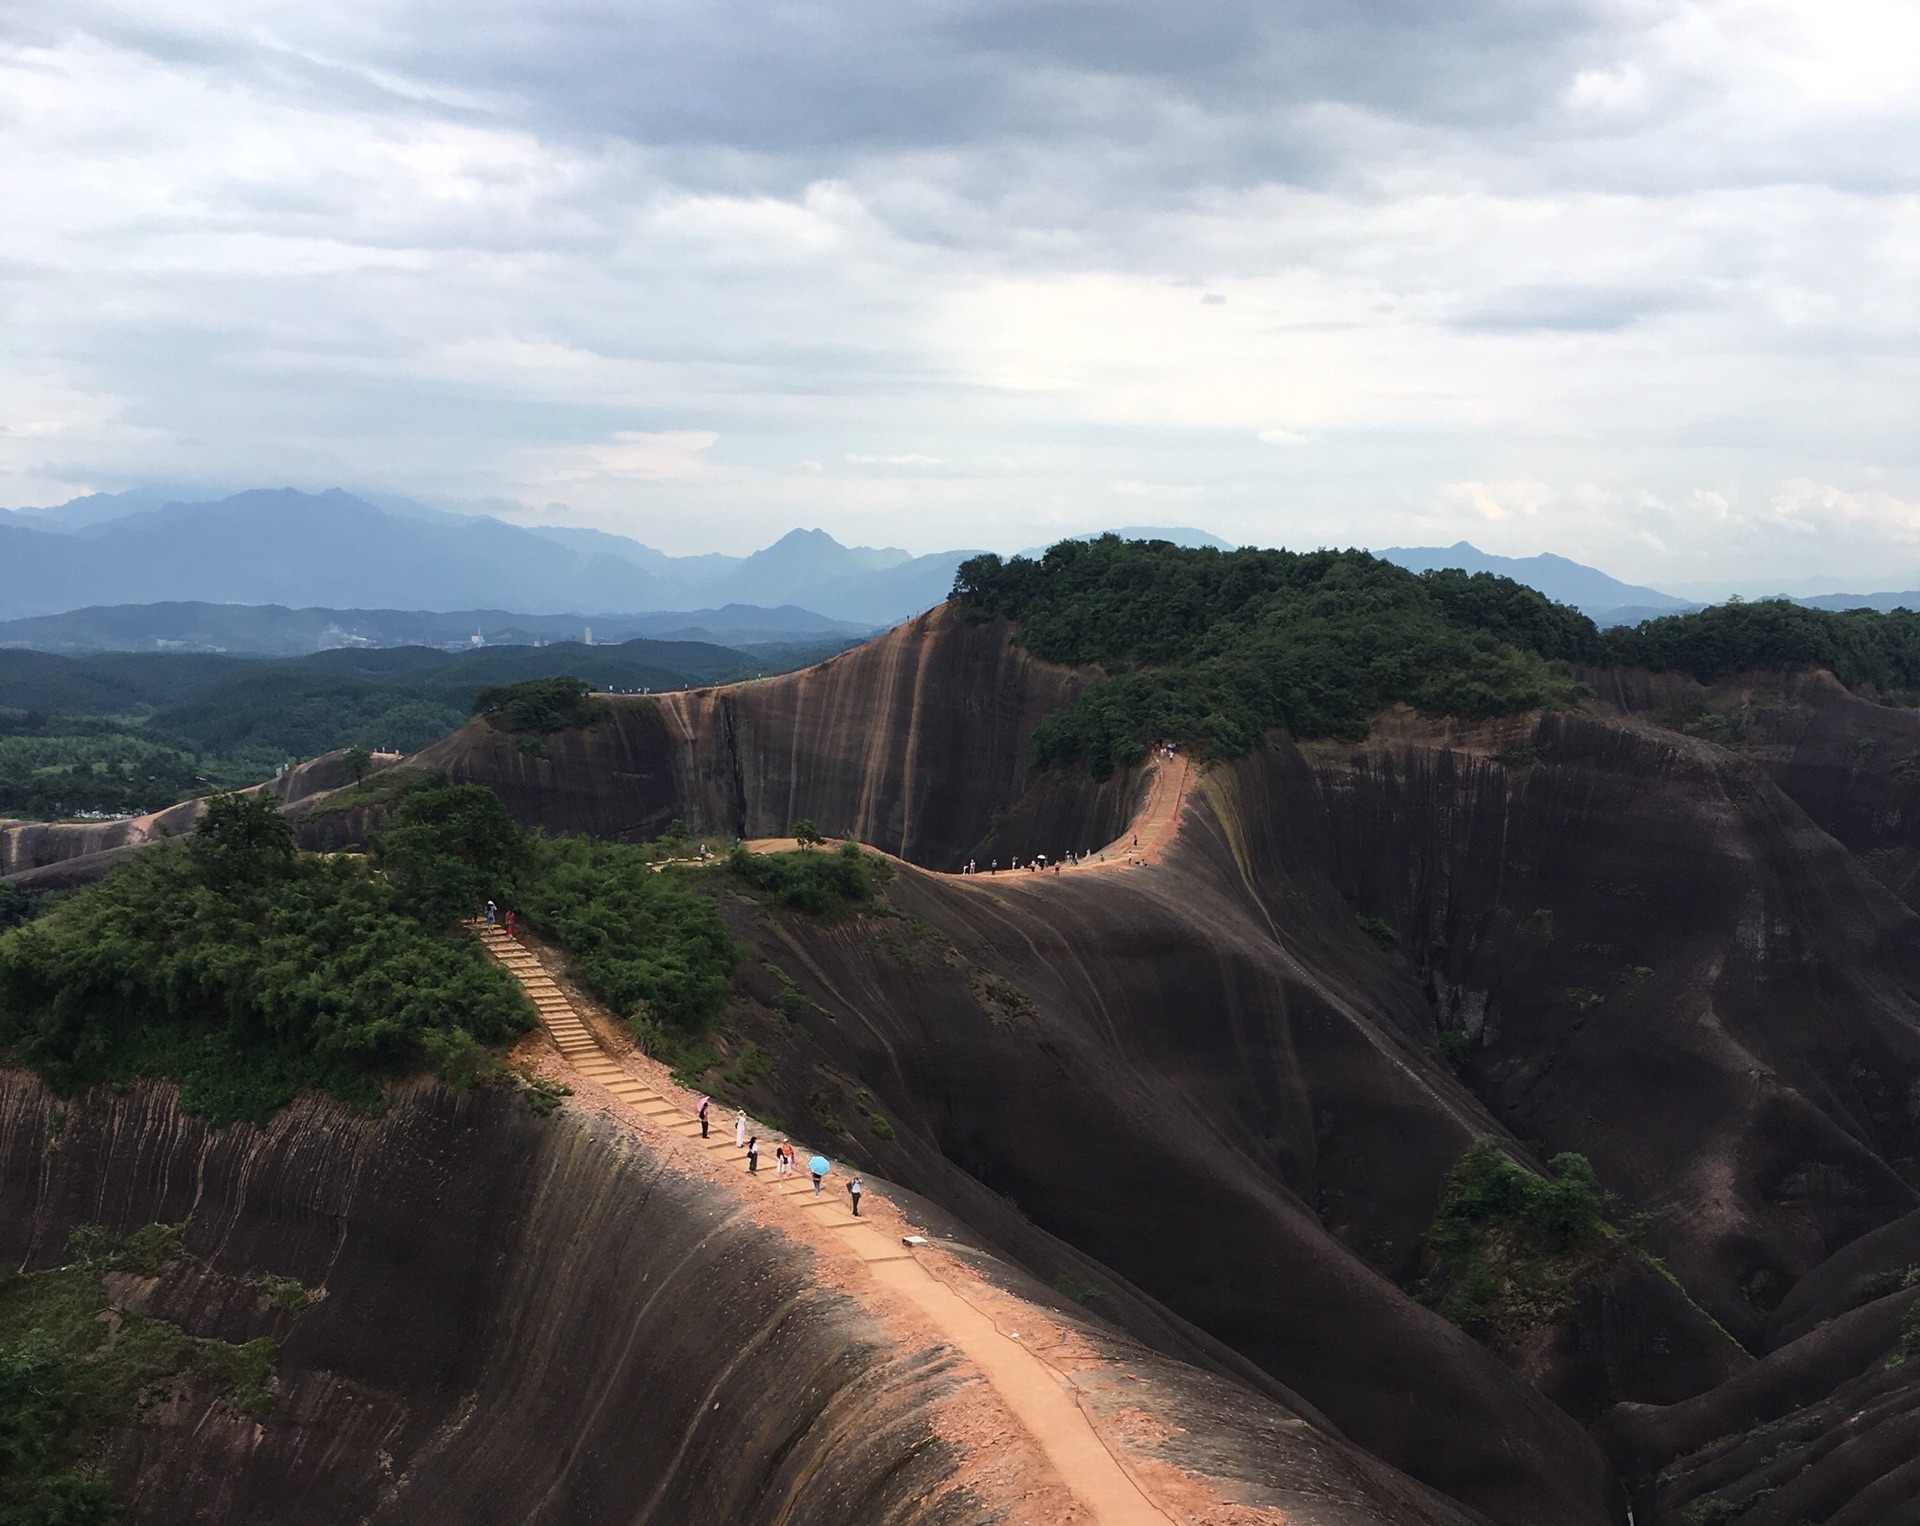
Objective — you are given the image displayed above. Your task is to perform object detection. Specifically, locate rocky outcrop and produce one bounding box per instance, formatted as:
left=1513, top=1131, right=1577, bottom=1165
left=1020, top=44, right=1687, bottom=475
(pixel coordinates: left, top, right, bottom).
left=410, top=604, right=1144, bottom=868
left=1301, top=708, right=1920, bottom=1348
left=1, top=750, right=364, bottom=887
left=0, top=1071, right=983, bottom=1526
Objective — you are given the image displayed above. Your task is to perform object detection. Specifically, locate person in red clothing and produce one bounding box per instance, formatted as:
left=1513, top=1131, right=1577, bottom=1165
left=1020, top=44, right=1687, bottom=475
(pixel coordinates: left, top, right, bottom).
left=504, top=908, right=516, bottom=939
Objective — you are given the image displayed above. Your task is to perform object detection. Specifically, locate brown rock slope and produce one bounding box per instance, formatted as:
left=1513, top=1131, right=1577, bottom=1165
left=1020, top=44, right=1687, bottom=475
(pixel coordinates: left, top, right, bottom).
left=410, top=607, right=1920, bottom=1524
left=411, top=604, right=1144, bottom=867
left=0, top=1059, right=1493, bottom=1526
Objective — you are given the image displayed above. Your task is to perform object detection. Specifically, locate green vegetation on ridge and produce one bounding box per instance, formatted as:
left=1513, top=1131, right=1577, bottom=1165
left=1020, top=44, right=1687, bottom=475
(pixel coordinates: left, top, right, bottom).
left=1599, top=598, right=1920, bottom=694
left=0, top=1223, right=276, bottom=1525
left=0, top=790, right=534, bottom=1123
left=955, top=537, right=1597, bottom=775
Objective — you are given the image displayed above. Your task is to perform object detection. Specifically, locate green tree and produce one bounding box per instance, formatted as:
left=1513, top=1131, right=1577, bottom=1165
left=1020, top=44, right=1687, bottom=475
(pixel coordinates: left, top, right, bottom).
left=792, top=819, right=825, bottom=848
left=188, top=791, right=296, bottom=892
left=370, top=784, right=529, bottom=925
left=341, top=745, right=372, bottom=783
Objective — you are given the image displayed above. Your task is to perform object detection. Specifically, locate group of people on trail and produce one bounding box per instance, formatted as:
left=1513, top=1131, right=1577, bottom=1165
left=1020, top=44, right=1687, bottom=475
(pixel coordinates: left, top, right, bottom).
left=961, top=849, right=1096, bottom=876
left=694, top=1095, right=863, bottom=1213
left=483, top=901, right=516, bottom=938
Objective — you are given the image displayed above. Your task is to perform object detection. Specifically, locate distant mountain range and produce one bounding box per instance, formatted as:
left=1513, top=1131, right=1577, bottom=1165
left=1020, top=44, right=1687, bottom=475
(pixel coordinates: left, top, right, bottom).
left=1374, top=542, right=1694, bottom=625
left=9, top=489, right=1920, bottom=648
left=0, top=602, right=866, bottom=657
left=0, top=489, right=976, bottom=627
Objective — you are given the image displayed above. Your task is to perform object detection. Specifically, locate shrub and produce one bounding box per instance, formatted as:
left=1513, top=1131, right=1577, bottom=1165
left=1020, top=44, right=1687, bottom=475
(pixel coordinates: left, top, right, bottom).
left=0, top=1226, right=282, bottom=1521
left=1357, top=915, right=1399, bottom=950
left=726, top=841, right=886, bottom=916
left=472, top=675, right=606, bottom=734
left=521, top=836, right=739, bottom=1032
left=1423, top=1137, right=1623, bottom=1334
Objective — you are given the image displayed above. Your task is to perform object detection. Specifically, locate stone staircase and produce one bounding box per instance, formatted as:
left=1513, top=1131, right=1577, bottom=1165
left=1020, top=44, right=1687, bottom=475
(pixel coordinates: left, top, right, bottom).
left=474, top=920, right=1172, bottom=1524
left=477, top=923, right=911, bottom=1261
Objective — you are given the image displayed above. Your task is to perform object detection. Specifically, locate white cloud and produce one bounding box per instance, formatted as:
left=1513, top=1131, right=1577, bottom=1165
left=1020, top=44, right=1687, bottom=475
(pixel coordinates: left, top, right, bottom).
left=0, top=2, right=1916, bottom=581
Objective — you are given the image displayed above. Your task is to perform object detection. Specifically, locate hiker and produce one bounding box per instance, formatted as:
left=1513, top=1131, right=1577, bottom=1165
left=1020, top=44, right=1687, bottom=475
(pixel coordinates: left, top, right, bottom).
left=698, top=1095, right=711, bottom=1138
left=809, top=1154, right=830, bottom=1196
left=734, top=1109, right=746, bottom=1148
left=485, top=900, right=497, bottom=925
left=747, top=1136, right=759, bottom=1174
left=503, top=908, right=515, bottom=939
left=847, top=1175, right=863, bottom=1217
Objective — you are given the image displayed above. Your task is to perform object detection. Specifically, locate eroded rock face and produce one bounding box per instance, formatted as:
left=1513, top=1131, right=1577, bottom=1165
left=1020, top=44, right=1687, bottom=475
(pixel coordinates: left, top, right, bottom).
left=1302, top=710, right=1920, bottom=1346
left=410, top=605, right=1144, bottom=868
left=0, top=1073, right=979, bottom=1526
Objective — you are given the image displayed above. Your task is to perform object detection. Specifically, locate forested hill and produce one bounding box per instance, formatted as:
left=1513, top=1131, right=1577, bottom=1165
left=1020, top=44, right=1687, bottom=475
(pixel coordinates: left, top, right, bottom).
left=954, top=537, right=1599, bottom=775
left=0, top=637, right=779, bottom=819
left=1599, top=597, right=1920, bottom=692
left=955, top=538, right=1920, bottom=775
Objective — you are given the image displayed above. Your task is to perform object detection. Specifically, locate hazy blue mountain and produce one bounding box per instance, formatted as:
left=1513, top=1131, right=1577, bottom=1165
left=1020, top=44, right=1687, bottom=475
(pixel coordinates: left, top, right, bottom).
left=0, top=601, right=868, bottom=656
left=2, top=483, right=223, bottom=530
left=1375, top=541, right=1690, bottom=623
left=1793, top=591, right=1920, bottom=613
left=0, top=488, right=971, bottom=626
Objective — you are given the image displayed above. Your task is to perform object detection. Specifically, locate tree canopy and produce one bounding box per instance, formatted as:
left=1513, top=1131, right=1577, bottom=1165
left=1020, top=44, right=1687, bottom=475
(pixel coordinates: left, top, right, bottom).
left=1599, top=599, right=1920, bottom=691
left=954, top=537, right=1597, bottom=775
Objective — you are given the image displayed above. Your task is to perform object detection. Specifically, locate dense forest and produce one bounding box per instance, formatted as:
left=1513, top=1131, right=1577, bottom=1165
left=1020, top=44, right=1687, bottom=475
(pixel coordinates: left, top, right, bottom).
left=956, top=539, right=1920, bottom=774
left=0, top=778, right=886, bottom=1123
left=1598, top=597, right=1920, bottom=692
left=955, top=538, right=1598, bottom=774
left=0, top=637, right=784, bottom=819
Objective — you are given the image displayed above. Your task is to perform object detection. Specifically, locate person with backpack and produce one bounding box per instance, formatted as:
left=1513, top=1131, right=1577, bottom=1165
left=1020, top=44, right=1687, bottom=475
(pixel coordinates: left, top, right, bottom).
left=846, top=1176, right=863, bottom=1217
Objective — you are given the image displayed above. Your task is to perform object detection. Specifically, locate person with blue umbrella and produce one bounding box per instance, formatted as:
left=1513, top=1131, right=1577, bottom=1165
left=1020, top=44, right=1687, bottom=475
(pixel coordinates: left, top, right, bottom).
left=808, top=1153, right=831, bottom=1196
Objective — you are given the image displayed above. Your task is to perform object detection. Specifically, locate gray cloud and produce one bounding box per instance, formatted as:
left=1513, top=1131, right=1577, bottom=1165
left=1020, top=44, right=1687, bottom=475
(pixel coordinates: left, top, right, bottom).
left=1, top=0, right=1916, bottom=586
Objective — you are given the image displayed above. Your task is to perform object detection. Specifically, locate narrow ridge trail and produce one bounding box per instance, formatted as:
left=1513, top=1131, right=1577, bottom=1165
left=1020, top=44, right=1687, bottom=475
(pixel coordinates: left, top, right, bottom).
left=478, top=923, right=1176, bottom=1526
left=738, top=753, right=1195, bottom=881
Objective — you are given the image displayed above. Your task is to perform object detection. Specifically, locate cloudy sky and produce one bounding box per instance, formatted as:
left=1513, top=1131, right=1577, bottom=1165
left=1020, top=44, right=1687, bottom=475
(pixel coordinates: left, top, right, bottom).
left=2, top=1, right=1916, bottom=589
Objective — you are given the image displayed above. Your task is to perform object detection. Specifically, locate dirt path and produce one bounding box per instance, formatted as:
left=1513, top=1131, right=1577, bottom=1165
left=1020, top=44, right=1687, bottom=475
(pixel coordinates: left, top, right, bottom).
left=739, top=752, right=1195, bottom=881
left=479, top=923, right=1176, bottom=1525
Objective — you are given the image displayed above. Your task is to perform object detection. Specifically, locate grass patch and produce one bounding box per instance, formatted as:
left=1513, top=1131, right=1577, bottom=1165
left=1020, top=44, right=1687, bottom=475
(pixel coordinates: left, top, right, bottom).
left=973, top=974, right=1034, bottom=1026
left=721, top=1042, right=772, bottom=1088
left=304, top=765, right=441, bottom=815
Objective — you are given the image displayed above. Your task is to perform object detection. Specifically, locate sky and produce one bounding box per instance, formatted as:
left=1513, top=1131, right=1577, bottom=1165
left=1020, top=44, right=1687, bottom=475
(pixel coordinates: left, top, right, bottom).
left=2, top=1, right=1917, bottom=590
